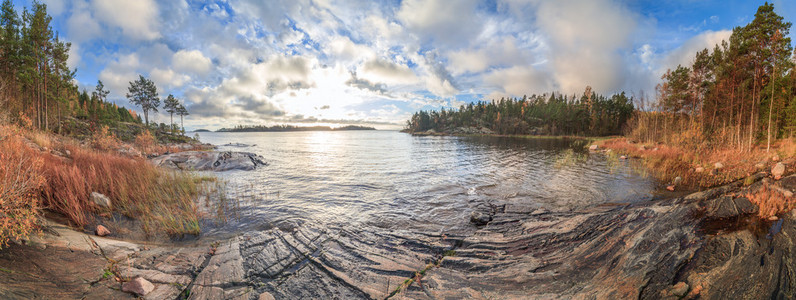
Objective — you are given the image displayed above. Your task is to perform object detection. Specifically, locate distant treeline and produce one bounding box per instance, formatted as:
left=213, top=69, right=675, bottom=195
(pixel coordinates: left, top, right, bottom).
left=218, top=124, right=376, bottom=132
left=405, top=89, right=634, bottom=136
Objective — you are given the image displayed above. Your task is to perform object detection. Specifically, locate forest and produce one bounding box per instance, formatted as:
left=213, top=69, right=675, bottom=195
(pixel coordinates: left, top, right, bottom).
left=634, top=2, right=796, bottom=152
left=0, top=0, right=189, bottom=136
left=405, top=89, right=635, bottom=136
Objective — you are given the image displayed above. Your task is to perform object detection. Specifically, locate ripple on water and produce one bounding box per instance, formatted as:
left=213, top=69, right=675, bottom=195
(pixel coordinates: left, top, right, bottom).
left=195, top=131, right=660, bottom=237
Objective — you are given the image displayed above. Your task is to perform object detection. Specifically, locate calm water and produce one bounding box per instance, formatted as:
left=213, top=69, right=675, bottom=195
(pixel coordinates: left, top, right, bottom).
left=195, top=130, right=659, bottom=237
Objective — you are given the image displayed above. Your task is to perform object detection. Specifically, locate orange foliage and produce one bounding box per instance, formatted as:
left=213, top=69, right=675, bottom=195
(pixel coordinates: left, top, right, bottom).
left=747, top=184, right=795, bottom=218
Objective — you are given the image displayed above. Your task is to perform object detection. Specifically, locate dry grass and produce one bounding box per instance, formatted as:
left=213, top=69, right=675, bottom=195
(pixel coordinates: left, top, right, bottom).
left=0, top=134, right=45, bottom=248
left=39, top=142, right=203, bottom=236
left=597, top=138, right=780, bottom=188
left=0, top=124, right=208, bottom=237
left=91, top=125, right=122, bottom=152
left=747, top=184, right=796, bottom=218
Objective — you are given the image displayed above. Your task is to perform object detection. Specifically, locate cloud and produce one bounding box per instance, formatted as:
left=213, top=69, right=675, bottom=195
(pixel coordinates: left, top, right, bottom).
left=658, top=30, right=732, bottom=73
left=151, top=68, right=190, bottom=88
left=91, top=0, right=161, bottom=40
left=172, top=50, right=212, bottom=76
left=345, top=72, right=388, bottom=95
left=397, top=0, right=481, bottom=47
left=484, top=65, right=553, bottom=99
left=359, top=58, right=417, bottom=85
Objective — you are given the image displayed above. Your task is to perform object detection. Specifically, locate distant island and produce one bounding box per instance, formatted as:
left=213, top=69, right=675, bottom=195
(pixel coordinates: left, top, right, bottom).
left=217, top=124, right=377, bottom=132
left=193, top=129, right=211, bottom=132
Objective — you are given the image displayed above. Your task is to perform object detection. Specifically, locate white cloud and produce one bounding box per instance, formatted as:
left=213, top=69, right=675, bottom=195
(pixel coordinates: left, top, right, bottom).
left=658, top=30, right=732, bottom=73
left=91, top=0, right=161, bottom=40
left=359, top=58, right=418, bottom=85
left=484, top=65, right=553, bottom=98
left=397, top=0, right=482, bottom=47
left=151, top=68, right=190, bottom=89
left=172, top=50, right=212, bottom=76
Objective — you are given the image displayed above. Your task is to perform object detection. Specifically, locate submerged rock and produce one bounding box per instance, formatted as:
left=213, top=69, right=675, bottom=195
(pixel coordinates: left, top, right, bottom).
left=122, top=277, right=154, bottom=296
left=151, top=151, right=267, bottom=171
left=469, top=211, right=492, bottom=225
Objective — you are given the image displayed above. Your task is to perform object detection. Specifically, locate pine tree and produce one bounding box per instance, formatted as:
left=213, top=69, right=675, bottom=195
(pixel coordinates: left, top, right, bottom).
left=163, top=94, right=179, bottom=134
left=126, top=75, right=159, bottom=126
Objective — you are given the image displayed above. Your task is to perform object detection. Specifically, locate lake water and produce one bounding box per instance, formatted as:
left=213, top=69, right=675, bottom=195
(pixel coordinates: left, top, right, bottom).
left=195, top=130, right=660, bottom=237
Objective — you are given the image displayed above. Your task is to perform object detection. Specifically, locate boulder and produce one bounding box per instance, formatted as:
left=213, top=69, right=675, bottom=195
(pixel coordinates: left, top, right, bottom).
left=259, top=292, right=276, bottom=300
left=122, top=277, right=154, bottom=296
left=772, top=162, right=786, bottom=179
left=671, top=282, right=689, bottom=297
left=588, top=145, right=599, bottom=151
left=90, top=192, right=111, bottom=209
left=95, top=225, right=110, bottom=237
left=470, top=211, right=492, bottom=226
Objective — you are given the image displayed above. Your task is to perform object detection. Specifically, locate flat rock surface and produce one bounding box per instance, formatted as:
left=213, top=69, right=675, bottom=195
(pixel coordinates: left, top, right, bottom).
left=151, top=151, right=267, bottom=171
left=5, top=175, right=796, bottom=299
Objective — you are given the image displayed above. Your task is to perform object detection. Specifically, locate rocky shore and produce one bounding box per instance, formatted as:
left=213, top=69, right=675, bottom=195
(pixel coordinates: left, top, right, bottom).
left=151, top=151, right=268, bottom=171
left=2, top=171, right=796, bottom=299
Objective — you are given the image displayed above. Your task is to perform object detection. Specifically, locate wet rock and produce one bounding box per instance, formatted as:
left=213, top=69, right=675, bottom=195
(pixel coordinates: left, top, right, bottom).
left=671, top=282, right=689, bottom=297
left=91, top=192, right=111, bottom=209
left=732, top=197, right=758, bottom=215
left=95, top=225, right=110, bottom=237
left=122, top=277, right=154, bottom=296
left=151, top=151, right=267, bottom=171
left=772, top=162, right=785, bottom=179
left=589, top=145, right=599, bottom=151
left=470, top=211, right=492, bottom=225
left=695, top=167, right=705, bottom=173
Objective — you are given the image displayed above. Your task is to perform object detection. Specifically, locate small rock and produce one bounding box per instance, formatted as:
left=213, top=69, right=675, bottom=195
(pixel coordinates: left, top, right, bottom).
left=259, top=292, right=276, bottom=300
left=671, top=282, right=689, bottom=297
left=695, top=167, right=705, bottom=173
left=714, top=162, right=724, bottom=169
left=470, top=211, right=492, bottom=226
left=588, top=145, right=599, bottom=151
left=673, top=176, right=682, bottom=186
left=769, top=215, right=779, bottom=221
left=666, top=185, right=675, bottom=191
left=90, top=192, right=111, bottom=209
left=755, top=163, right=766, bottom=170
left=65, top=149, right=71, bottom=156
left=95, top=225, right=110, bottom=237
left=773, top=155, right=780, bottom=162
left=620, top=155, right=627, bottom=160
left=122, top=277, right=154, bottom=296
left=772, top=162, right=785, bottom=180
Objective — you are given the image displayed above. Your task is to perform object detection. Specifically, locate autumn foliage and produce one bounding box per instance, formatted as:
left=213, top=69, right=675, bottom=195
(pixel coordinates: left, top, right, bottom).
left=0, top=133, right=45, bottom=248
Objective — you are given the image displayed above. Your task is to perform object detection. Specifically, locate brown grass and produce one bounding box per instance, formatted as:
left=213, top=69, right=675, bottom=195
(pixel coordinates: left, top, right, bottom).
left=0, top=134, right=45, bottom=248
left=597, top=138, right=781, bottom=188
left=747, top=184, right=796, bottom=218
left=39, top=142, right=203, bottom=236
left=0, top=124, right=208, bottom=237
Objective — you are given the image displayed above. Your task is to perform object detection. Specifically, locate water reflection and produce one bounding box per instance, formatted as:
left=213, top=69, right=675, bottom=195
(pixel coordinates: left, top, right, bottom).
left=196, top=131, right=659, bottom=237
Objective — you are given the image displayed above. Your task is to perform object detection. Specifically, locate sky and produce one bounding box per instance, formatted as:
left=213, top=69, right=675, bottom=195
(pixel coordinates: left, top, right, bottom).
left=13, top=0, right=796, bottom=130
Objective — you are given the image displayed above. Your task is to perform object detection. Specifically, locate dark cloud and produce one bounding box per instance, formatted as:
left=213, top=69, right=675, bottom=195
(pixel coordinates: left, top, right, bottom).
left=345, top=71, right=389, bottom=95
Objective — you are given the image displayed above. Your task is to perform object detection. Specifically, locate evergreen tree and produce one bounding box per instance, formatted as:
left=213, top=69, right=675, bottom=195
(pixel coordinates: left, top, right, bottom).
left=163, top=94, right=179, bottom=134
left=126, top=75, right=159, bottom=126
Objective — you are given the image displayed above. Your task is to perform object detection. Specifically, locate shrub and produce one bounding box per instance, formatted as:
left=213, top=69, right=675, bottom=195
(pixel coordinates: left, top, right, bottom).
left=0, top=135, right=45, bottom=248
left=134, top=130, right=157, bottom=154
left=92, top=125, right=121, bottom=151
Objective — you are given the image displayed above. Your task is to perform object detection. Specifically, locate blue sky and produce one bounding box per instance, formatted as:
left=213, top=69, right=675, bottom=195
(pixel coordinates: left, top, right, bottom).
left=12, top=0, right=796, bottom=130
